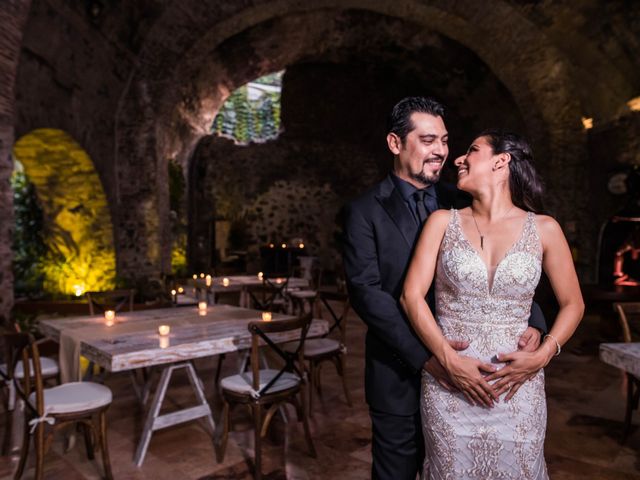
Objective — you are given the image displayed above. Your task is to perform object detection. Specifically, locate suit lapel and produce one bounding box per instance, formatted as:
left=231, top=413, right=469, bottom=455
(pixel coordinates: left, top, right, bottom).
left=376, top=176, right=418, bottom=248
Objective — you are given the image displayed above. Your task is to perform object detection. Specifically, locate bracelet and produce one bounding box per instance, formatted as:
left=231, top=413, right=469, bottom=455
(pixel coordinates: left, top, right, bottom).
left=543, top=334, right=561, bottom=356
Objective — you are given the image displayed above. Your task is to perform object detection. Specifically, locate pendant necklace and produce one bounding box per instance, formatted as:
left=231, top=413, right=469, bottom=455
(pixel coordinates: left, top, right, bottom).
left=470, top=205, right=515, bottom=250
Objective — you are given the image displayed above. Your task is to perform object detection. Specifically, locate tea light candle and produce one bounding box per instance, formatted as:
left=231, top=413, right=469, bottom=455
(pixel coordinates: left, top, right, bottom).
left=222, top=278, right=230, bottom=287
left=198, top=301, right=207, bottom=312
left=257, top=271, right=264, bottom=281
left=177, top=286, right=184, bottom=293
left=281, top=243, right=287, bottom=248
left=192, top=274, right=197, bottom=280
left=159, top=336, right=170, bottom=349
left=262, top=311, right=272, bottom=322
left=158, top=325, right=170, bottom=336
left=104, top=310, right=115, bottom=327
left=205, top=274, right=212, bottom=287
left=299, top=243, right=305, bottom=249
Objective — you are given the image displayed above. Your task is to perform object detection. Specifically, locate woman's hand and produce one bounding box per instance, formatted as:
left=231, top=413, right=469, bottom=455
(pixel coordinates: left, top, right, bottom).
left=442, top=352, right=499, bottom=408
left=485, top=350, right=548, bottom=401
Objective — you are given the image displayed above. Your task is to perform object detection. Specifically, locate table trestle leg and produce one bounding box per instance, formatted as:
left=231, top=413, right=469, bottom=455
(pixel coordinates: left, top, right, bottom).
left=133, top=362, right=215, bottom=466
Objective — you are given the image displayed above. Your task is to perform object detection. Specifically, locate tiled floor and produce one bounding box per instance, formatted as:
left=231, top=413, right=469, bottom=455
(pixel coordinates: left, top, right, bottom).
left=1, top=305, right=639, bottom=479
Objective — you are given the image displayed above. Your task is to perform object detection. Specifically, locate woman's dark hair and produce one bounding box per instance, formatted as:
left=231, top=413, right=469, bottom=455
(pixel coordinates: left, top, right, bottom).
left=478, top=129, right=546, bottom=214
left=387, top=97, right=445, bottom=142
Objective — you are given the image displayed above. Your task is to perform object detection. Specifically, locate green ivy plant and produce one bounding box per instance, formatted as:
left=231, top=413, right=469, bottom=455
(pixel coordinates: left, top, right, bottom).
left=212, top=71, right=282, bottom=144
left=11, top=169, right=47, bottom=297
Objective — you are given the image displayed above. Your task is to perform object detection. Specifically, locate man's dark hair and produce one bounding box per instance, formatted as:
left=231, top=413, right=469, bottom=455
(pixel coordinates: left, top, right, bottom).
left=387, top=97, right=445, bottom=142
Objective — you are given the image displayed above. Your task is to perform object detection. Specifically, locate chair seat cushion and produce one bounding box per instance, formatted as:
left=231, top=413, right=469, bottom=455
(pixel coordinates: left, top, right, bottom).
left=29, top=382, right=112, bottom=414
left=289, top=290, right=317, bottom=299
left=0, top=356, right=59, bottom=379
left=220, top=369, right=300, bottom=396
left=283, top=338, right=341, bottom=357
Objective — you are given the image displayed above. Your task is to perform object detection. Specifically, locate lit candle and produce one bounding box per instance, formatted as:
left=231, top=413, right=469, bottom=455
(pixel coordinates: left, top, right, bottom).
left=159, top=336, right=170, bottom=349
left=269, top=243, right=274, bottom=248
left=281, top=243, right=287, bottom=248
left=158, top=325, right=170, bottom=336
left=205, top=274, right=212, bottom=287
left=192, top=274, right=197, bottom=280
left=262, top=311, right=272, bottom=322
left=177, top=286, right=184, bottom=293
left=170, top=289, right=177, bottom=304
left=276, top=278, right=283, bottom=284
left=257, top=271, right=264, bottom=280
left=200, top=273, right=205, bottom=278
left=299, top=243, right=304, bottom=249
left=198, top=301, right=207, bottom=312
left=222, top=278, right=230, bottom=287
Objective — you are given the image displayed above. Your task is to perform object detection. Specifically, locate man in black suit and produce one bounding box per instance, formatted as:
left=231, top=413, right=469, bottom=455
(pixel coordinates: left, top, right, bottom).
left=342, top=97, right=545, bottom=479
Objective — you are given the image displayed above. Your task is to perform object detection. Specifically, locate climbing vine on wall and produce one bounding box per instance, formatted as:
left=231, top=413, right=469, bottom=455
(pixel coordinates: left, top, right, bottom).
left=169, top=159, right=187, bottom=275
left=11, top=168, right=46, bottom=296
left=212, top=71, right=283, bottom=144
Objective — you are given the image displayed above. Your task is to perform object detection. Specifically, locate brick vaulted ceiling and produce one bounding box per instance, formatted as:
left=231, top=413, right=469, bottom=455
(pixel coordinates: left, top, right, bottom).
left=1, top=0, right=639, bottom=319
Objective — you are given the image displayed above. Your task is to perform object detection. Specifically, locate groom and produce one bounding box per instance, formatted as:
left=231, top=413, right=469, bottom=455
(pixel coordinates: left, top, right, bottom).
left=341, top=97, right=546, bottom=479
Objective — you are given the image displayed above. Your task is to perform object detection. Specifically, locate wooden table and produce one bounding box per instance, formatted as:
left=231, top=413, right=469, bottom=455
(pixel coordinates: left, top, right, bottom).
left=39, top=305, right=328, bottom=466
left=600, top=342, right=640, bottom=377
left=599, top=342, right=640, bottom=439
left=188, top=275, right=309, bottom=307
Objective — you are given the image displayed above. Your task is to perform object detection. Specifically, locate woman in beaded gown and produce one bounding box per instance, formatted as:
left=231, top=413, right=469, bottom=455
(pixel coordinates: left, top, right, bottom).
left=401, top=130, right=584, bottom=479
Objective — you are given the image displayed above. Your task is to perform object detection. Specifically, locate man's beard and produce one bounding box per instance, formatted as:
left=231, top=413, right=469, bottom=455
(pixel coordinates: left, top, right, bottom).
left=410, top=169, right=440, bottom=187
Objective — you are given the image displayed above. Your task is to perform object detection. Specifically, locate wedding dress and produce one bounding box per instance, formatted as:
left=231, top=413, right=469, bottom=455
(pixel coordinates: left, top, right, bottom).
left=421, top=209, right=548, bottom=479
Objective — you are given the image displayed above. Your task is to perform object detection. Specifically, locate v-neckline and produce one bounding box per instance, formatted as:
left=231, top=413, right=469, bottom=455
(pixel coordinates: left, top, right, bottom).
left=454, top=209, right=530, bottom=294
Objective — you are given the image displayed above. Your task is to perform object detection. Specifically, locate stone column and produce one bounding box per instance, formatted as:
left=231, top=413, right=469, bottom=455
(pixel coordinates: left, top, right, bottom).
left=0, top=1, right=32, bottom=324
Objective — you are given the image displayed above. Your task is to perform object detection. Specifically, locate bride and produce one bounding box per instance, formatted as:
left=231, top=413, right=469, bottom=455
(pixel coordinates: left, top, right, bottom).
left=401, top=129, right=584, bottom=479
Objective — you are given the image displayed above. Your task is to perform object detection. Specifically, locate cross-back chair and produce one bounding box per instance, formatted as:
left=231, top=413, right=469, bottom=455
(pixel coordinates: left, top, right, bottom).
left=5, top=332, right=113, bottom=480
left=216, top=314, right=316, bottom=479
left=613, top=302, right=640, bottom=440
left=86, top=289, right=134, bottom=316
left=289, top=263, right=323, bottom=316
left=247, top=276, right=291, bottom=313
left=1, top=323, right=59, bottom=455
left=285, top=290, right=352, bottom=414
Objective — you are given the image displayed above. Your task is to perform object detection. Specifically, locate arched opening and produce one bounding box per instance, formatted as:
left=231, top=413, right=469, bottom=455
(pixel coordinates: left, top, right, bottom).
left=186, top=11, right=528, bottom=275
left=12, top=129, right=116, bottom=296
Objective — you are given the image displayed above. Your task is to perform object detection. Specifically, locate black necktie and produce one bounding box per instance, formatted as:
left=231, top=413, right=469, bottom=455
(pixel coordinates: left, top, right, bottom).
left=413, top=190, right=428, bottom=225
left=413, top=189, right=439, bottom=225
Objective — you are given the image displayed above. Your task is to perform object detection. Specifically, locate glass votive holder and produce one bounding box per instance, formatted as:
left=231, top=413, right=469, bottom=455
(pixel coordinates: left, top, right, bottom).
left=198, top=301, right=207, bottom=314
left=159, top=336, right=170, bottom=349
left=104, top=310, right=115, bottom=327
left=262, top=311, right=272, bottom=322
left=158, top=325, right=170, bottom=336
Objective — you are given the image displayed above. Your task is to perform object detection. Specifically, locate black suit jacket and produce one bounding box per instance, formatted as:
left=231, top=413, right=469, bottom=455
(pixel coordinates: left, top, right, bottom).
left=342, top=174, right=545, bottom=415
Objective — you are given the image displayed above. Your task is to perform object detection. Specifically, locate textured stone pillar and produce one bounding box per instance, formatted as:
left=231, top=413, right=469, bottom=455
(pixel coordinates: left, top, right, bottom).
left=0, top=1, right=32, bottom=323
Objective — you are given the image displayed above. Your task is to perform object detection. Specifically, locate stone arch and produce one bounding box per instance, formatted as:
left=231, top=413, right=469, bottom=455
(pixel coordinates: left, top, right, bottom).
left=114, top=0, right=633, bottom=279
left=12, top=128, right=116, bottom=295
left=0, top=0, right=32, bottom=322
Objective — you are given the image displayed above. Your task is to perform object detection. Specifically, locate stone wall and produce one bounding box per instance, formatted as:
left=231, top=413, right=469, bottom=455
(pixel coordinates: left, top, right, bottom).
left=189, top=60, right=526, bottom=272
left=0, top=0, right=31, bottom=323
